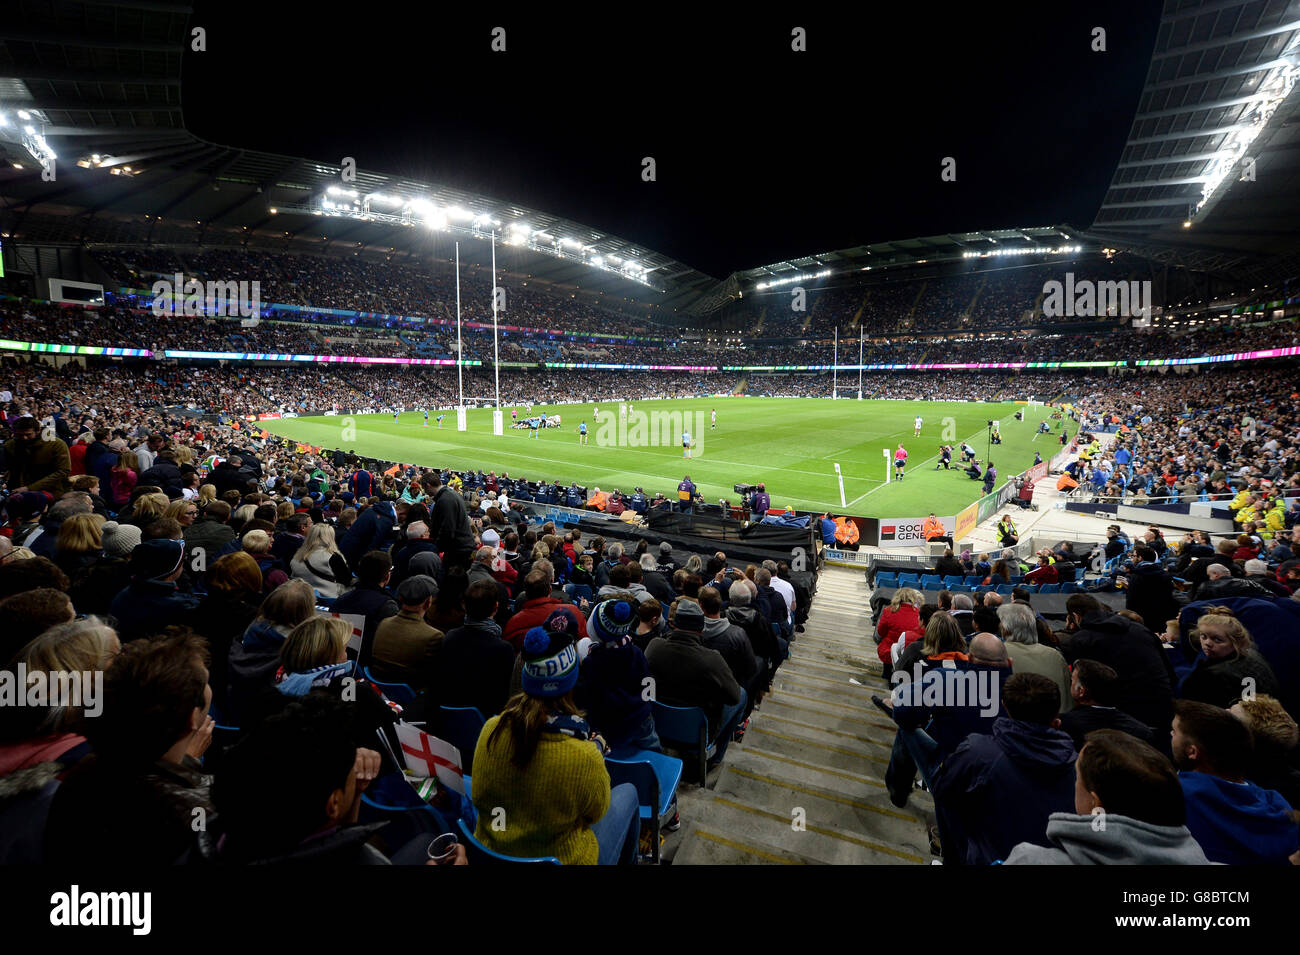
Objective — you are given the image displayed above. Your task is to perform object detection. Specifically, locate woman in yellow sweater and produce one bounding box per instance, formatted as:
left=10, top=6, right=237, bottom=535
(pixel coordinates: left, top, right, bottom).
left=472, top=625, right=640, bottom=864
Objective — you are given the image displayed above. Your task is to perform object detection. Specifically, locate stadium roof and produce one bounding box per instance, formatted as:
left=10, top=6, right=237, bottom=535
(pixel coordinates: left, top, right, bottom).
left=1089, top=0, right=1300, bottom=283
left=737, top=227, right=1091, bottom=290
left=0, top=0, right=719, bottom=317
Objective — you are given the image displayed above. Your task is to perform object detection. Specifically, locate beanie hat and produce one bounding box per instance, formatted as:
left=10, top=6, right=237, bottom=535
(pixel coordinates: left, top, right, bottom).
left=520, top=626, right=579, bottom=699
left=129, top=538, right=184, bottom=581
left=7, top=491, right=50, bottom=521
left=673, top=599, right=705, bottom=631
left=543, top=606, right=583, bottom=640
left=101, top=521, right=143, bottom=559
left=590, top=600, right=634, bottom=643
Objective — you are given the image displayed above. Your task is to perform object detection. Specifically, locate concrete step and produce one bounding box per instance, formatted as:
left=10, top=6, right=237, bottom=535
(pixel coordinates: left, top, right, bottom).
left=674, top=790, right=928, bottom=865
left=717, top=762, right=926, bottom=848
left=771, top=674, right=889, bottom=706
left=748, top=710, right=893, bottom=761
left=758, top=697, right=898, bottom=744
left=741, top=720, right=889, bottom=778
left=671, top=821, right=817, bottom=865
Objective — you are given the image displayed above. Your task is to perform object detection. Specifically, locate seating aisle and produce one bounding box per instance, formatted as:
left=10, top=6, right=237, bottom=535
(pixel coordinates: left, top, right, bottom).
left=671, top=565, right=932, bottom=864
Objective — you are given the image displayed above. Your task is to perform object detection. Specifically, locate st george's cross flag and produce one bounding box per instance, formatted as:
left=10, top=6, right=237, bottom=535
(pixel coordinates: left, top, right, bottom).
left=394, top=722, right=465, bottom=795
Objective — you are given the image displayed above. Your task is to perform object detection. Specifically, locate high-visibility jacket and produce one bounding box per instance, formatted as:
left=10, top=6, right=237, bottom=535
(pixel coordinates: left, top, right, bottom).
left=833, top=517, right=859, bottom=545
left=1057, top=474, right=1079, bottom=492
left=1229, top=489, right=1254, bottom=512
left=587, top=490, right=610, bottom=511
left=922, top=517, right=946, bottom=540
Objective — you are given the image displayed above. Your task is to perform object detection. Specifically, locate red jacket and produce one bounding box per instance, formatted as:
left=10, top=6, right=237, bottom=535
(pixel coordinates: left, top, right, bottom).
left=1025, top=564, right=1059, bottom=585
left=502, top=595, right=589, bottom=651
left=876, top=604, right=921, bottom=664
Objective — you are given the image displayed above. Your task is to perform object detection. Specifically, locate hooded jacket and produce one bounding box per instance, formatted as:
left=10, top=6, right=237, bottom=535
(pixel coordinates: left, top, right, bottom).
left=701, top=615, right=759, bottom=688
left=727, top=605, right=779, bottom=663
left=1061, top=611, right=1175, bottom=731
left=575, top=639, right=654, bottom=745
left=1179, top=771, right=1298, bottom=865
left=876, top=603, right=921, bottom=665
left=1124, top=561, right=1178, bottom=633
left=645, top=628, right=742, bottom=735
left=1004, top=812, right=1211, bottom=865
left=932, top=717, right=1078, bottom=865
left=338, top=500, right=397, bottom=565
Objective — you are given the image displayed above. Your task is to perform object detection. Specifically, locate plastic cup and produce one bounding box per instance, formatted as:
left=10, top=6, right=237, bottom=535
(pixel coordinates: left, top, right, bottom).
left=427, top=832, right=459, bottom=865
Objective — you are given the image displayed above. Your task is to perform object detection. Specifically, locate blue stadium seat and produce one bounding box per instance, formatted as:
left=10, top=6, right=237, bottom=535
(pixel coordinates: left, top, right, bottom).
left=438, top=705, right=487, bottom=776
left=897, top=573, right=920, bottom=588
left=875, top=572, right=898, bottom=588
left=358, top=773, right=453, bottom=848
left=975, top=585, right=993, bottom=594
left=1039, top=583, right=1062, bottom=594
left=651, top=701, right=716, bottom=782
left=964, top=576, right=983, bottom=587
left=363, top=666, right=420, bottom=707
left=605, top=752, right=684, bottom=865
left=995, top=584, right=1015, bottom=595
left=941, top=576, right=965, bottom=589
left=920, top=574, right=941, bottom=589
left=1061, top=582, right=1080, bottom=594
left=457, top=817, right=560, bottom=866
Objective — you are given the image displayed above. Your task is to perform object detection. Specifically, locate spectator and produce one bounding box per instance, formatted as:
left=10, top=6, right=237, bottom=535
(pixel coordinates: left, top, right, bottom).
left=370, top=574, right=444, bottom=694
left=1005, top=730, right=1210, bottom=864
left=1197, top=562, right=1274, bottom=601
left=227, top=579, right=317, bottom=725
left=472, top=625, right=640, bottom=864
left=207, top=694, right=398, bottom=864
left=424, top=471, right=476, bottom=572
left=884, top=631, right=1011, bottom=807
left=1177, top=609, right=1281, bottom=709
left=43, top=629, right=216, bottom=865
left=699, top=586, right=760, bottom=716
left=3, top=416, right=70, bottom=497
left=504, top=567, right=585, bottom=650
left=1057, top=659, right=1157, bottom=750
left=1229, top=696, right=1300, bottom=809
left=875, top=587, right=922, bottom=669
left=289, top=524, right=352, bottom=599
left=645, top=598, right=746, bottom=768
left=998, top=603, right=1072, bottom=713
left=1059, top=593, right=1175, bottom=732
left=107, top=538, right=199, bottom=641
left=575, top=600, right=662, bottom=756
left=1172, top=700, right=1298, bottom=865
left=192, top=551, right=263, bottom=717
left=438, top=578, right=516, bottom=718
left=933, top=672, right=1077, bottom=865
left=184, top=500, right=235, bottom=573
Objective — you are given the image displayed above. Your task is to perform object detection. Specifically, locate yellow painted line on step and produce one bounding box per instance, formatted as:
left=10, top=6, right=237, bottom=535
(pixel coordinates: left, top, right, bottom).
left=711, top=797, right=926, bottom=864
left=760, top=712, right=892, bottom=749
left=764, top=699, right=897, bottom=733
left=690, top=829, right=805, bottom=865
left=728, top=767, right=919, bottom=823
left=750, top=726, right=890, bottom=765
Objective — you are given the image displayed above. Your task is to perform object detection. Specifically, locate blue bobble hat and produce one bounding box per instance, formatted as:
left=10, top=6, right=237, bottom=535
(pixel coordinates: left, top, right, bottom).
left=590, top=600, right=634, bottom=643
left=521, top=626, right=579, bottom=699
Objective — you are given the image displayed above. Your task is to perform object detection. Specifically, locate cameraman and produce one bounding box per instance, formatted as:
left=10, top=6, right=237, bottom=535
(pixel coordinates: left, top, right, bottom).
left=751, top=483, right=770, bottom=520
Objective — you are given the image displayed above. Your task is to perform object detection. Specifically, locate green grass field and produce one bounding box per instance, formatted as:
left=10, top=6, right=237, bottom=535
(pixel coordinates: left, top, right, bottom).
left=259, top=398, right=1073, bottom=517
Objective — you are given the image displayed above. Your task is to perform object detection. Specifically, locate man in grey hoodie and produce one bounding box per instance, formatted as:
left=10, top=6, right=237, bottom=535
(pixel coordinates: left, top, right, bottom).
left=699, top=586, right=759, bottom=715
left=1005, top=729, right=1211, bottom=864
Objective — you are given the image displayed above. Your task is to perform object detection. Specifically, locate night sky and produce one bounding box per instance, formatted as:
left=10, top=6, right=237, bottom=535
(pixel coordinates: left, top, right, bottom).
left=182, top=3, right=1164, bottom=278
